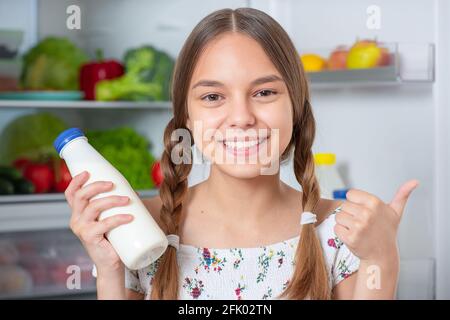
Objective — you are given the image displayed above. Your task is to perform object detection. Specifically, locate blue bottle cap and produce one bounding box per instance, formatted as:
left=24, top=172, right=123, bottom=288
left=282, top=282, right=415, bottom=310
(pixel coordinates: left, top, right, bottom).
left=333, top=188, right=349, bottom=200
left=53, top=128, right=85, bottom=156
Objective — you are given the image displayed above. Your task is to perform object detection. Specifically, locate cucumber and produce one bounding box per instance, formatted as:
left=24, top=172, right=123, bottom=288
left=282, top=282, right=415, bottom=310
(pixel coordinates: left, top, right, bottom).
left=0, top=166, right=22, bottom=181
left=0, top=177, right=14, bottom=195
left=12, top=178, right=35, bottom=194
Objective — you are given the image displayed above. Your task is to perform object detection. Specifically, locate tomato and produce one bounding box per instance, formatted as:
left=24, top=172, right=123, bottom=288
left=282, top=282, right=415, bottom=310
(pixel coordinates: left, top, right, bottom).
left=54, top=160, right=72, bottom=192
left=151, top=161, right=163, bottom=187
left=23, top=163, right=54, bottom=193
left=12, top=158, right=31, bottom=173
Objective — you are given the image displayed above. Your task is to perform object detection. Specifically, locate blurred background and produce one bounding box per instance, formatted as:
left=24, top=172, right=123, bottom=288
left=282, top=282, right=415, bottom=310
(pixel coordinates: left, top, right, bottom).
left=0, top=0, right=448, bottom=299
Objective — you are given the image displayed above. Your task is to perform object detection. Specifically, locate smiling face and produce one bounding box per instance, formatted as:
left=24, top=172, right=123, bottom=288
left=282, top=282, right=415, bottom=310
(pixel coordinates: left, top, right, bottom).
left=186, top=32, right=294, bottom=178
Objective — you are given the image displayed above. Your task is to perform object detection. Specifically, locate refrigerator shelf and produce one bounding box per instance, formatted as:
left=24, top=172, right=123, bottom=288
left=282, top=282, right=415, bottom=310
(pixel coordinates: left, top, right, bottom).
left=0, top=189, right=159, bottom=233
left=0, top=188, right=159, bottom=204
left=305, top=42, right=435, bottom=88
left=0, top=100, right=172, bottom=110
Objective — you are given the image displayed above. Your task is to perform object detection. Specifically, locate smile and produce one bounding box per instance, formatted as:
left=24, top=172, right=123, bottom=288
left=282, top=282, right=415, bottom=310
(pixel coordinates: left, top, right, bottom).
left=220, top=136, right=269, bottom=156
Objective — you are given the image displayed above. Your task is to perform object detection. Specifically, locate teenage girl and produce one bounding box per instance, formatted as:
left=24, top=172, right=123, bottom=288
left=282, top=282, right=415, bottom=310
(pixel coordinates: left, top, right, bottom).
left=65, top=7, right=418, bottom=300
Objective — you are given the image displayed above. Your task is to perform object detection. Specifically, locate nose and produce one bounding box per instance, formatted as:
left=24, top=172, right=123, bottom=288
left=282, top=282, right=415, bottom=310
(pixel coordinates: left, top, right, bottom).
left=226, top=98, right=256, bottom=129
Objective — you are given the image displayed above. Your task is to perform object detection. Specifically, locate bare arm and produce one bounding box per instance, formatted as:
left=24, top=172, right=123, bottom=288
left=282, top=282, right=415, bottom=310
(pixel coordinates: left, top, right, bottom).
left=333, top=252, right=399, bottom=299
left=352, top=253, right=399, bottom=299
left=96, top=266, right=126, bottom=300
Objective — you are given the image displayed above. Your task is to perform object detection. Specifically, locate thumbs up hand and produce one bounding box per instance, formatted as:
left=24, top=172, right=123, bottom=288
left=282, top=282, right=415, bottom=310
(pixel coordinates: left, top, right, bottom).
left=334, top=180, right=419, bottom=262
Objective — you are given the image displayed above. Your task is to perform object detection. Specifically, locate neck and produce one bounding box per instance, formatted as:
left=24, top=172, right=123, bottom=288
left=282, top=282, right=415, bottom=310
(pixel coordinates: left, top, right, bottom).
left=198, top=164, right=286, bottom=225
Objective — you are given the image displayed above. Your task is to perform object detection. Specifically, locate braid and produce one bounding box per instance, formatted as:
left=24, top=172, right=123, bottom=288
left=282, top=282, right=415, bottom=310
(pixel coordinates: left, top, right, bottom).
left=279, top=100, right=331, bottom=300
left=150, top=118, right=192, bottom=300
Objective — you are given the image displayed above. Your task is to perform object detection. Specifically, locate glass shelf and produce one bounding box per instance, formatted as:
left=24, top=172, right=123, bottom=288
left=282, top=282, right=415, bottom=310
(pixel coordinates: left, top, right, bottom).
left=0, top=188, right=159, bottom=204
left=0, top=100, right=172, bottom=110
left=0, top=189, right=160, bottom=233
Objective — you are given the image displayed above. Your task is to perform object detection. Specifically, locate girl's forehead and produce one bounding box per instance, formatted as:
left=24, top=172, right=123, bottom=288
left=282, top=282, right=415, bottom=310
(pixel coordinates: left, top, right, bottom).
left=191, top=34, right=282, bottom=88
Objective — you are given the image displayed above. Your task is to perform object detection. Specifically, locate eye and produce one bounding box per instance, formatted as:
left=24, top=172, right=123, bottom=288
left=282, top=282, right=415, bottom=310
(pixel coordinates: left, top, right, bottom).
left=201, top=93, right=222, bottom=102
left=255, top=89, right=277, bottom=98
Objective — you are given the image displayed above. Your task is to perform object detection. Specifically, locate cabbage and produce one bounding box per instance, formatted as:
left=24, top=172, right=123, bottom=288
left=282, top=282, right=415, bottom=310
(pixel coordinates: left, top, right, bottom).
left=20, top=37, right=88, bottom=90
left=0, top=113, right=68, bottom=165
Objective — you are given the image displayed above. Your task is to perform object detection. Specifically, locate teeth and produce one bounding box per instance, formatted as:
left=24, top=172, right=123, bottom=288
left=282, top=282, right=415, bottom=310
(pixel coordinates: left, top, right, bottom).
left=223, top=137, right=267, bottom=149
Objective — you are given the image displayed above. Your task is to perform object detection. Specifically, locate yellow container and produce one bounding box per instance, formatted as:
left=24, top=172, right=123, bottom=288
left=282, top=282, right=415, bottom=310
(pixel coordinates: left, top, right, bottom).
left=314, top=153, right=336, bottom=165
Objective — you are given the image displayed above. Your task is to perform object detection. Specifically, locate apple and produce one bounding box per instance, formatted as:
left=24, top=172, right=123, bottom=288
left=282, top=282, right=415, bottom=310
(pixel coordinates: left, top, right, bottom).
left=347, top=40, right=390, bottom=69
left=328, top=46, right=349, bottom=70
left=378, top=47, right=391, bottom=66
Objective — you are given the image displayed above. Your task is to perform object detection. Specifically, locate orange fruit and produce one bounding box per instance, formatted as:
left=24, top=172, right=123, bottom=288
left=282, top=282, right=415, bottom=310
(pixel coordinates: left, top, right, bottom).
left=300, top=54, right=327, bottom=72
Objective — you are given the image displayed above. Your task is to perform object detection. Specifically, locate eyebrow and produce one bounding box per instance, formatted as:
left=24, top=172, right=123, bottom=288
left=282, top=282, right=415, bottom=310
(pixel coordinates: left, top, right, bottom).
left=191, top=74, right=283, bottom=90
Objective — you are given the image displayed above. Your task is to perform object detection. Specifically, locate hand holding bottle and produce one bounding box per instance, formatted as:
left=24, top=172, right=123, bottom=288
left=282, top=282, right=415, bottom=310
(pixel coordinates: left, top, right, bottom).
left=65, top=170, right=134, bottom=273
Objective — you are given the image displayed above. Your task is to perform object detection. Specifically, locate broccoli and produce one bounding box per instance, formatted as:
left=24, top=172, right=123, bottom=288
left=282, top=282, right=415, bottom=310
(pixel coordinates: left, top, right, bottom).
left=96, top=45, right=174, bottom=101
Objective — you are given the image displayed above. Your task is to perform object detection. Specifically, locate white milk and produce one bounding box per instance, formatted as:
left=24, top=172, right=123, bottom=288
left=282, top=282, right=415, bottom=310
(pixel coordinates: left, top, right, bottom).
left=55, top=129, right=168, bottom=270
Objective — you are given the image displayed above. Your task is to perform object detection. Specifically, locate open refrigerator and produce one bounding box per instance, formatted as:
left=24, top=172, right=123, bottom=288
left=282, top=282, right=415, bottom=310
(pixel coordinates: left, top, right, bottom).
left=0, top=0, right=447, bottom=299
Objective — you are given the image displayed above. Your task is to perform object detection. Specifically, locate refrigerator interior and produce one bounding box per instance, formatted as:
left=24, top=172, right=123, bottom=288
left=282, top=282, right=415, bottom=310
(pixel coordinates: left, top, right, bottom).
left=0, top=0, right=449, bottom=299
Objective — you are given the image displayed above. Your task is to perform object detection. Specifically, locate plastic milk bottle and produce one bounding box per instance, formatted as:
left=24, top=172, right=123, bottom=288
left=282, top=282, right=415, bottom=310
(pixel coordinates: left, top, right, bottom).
left=54, top=128, right=168, bottom=270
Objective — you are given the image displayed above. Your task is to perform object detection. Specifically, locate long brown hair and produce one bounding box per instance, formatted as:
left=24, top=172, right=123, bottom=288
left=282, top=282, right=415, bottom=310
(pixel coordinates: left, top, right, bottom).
left=151, top=7, right=330, bottom=300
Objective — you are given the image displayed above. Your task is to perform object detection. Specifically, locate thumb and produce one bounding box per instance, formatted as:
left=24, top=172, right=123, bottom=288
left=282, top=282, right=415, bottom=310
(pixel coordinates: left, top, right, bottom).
left=389, top=179, right=419, bottom=216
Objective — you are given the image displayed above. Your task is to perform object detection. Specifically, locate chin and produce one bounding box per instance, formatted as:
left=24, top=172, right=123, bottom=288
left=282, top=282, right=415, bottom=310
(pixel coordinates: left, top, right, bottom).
left=216, top=162, right=277, bottom=179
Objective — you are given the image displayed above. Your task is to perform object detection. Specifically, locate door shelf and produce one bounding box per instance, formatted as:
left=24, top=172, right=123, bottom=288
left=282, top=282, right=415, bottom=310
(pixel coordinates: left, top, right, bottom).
left=306, top=42, right=435, bottom=88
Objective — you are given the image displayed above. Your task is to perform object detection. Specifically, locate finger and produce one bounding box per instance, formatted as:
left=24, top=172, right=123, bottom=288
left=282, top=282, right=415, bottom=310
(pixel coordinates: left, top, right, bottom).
left=389, top=179, right=419, bottom=217
left=65, top=171, right=90, bottom=207
left=93, top=214, right=134, bottom=236
left=335, top=211, right=357, bottom=230
left=334, top=223, right=351, bottom=246
left=345, top=188, right=382, bottom=210
left=72, top=181, right=115, bottom=219
left=340, top=201, right=367, bottom=218
left=80, top=195, right=130, bottom=223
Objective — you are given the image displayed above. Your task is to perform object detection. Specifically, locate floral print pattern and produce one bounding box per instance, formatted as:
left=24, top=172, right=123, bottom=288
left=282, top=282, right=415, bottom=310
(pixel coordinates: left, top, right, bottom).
left=183, top=277, right=204, bottom=299
left=327, top=236, right=343, bottom=249
left=199, top=248, right=227, bottom=273
left=230, top=248, right=244, bottom=270
left=234, top=283, right=246, bottom=300
left=123, top=208, right=360, bottom=299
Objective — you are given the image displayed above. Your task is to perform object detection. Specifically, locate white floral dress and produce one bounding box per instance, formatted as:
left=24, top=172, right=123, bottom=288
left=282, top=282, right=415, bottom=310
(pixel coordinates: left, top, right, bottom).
left=124, top=207, right=360, bottom=300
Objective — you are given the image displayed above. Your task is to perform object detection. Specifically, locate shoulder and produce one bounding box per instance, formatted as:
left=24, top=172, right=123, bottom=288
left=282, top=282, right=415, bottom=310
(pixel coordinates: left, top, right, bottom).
left=281, top=182, right=342, bottom=224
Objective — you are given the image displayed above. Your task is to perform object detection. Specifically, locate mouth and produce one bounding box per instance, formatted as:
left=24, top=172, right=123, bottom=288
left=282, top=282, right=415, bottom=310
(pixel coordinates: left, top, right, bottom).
left=219, top=136, right=269, bottom=156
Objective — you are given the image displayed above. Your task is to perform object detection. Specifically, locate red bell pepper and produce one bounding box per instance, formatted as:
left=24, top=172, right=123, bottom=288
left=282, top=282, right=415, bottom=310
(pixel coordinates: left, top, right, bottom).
left=151, top=161, right=163, bottom=188
left=79, top=49, right=124, bottom=100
